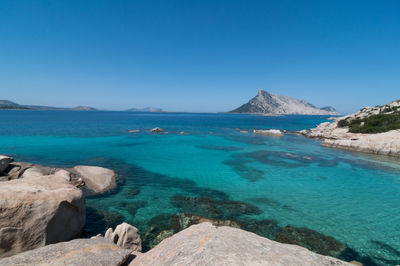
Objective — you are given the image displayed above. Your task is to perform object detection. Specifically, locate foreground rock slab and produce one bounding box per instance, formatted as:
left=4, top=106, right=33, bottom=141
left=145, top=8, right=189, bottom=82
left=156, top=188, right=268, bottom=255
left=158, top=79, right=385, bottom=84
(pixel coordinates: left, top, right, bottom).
left=0, top=174, right=85, bottom=258
left=73, top=165, right=116, bottom=193
left=131, top=222, right=350, bottom=266
left=0, top=238, right=132, bottom=266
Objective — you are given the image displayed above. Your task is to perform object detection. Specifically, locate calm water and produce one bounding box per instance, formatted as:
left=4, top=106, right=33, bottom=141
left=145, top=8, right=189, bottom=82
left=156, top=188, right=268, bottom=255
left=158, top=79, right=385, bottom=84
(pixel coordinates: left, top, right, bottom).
left=0, top=111, right=399, bottom=265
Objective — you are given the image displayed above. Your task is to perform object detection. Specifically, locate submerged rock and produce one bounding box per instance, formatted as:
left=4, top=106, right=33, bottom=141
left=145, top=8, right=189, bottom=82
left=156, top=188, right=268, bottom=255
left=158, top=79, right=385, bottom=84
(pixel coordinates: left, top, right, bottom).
left=274, top=226, right=346, bottom=258
left=130, top=222, right=349, bottom=266
left=73, top=165, right=116, bottom=194
left=0, top=174, right=85, bottom=258
left=0, top=237, right=132, bottom=266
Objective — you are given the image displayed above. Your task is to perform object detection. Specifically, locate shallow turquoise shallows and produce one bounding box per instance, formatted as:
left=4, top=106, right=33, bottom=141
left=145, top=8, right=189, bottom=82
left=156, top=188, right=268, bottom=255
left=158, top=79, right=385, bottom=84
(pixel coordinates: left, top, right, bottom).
left=0, top=111, right=399, bottom=265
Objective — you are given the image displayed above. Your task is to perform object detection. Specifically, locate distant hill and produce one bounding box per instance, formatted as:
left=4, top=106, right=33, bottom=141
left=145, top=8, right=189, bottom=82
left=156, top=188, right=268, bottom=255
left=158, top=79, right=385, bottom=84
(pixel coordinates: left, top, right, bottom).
left=0, top=100, right=97, bottom=111
left=230, top=90, right=340, bottom=115
left=71, top=106, right=97, bottom=111
left=127, top=107, right=163, bottom=112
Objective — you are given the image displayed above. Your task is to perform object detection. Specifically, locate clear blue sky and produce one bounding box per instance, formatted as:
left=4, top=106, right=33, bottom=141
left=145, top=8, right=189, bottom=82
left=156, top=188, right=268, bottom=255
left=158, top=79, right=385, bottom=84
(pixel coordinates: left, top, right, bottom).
left=0, top=0, right=399, bottom=113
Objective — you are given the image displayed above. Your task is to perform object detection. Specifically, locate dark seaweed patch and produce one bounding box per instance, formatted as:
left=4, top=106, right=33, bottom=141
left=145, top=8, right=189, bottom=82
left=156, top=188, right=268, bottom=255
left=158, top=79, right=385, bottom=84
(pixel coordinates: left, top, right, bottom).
left=196, top=145, right=244, bottom=151
left=338, top=157, right=400, bottom=174
left=170, top=195, right=262, bottom=219
left=236, top=150, right=306, bottom=168
left=247, top=197, right=295, bottom=212
left=275, top=226, right=346, bottom=257
left=237, top=218, right=279, bottom=240
left=223, top=159, right=265, bottom=182
left=338, top=247, right=379, bottom=266
left=233, top=150, right=340, bottom=169
left=220, top=134, right=268, bottom=145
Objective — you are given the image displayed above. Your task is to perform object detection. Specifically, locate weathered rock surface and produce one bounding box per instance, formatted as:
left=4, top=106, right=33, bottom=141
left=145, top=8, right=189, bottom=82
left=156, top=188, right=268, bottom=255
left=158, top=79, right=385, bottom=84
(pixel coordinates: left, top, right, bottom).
left=105, top=222, right=142, bottom=252
left=1, top=162, right=34, bottom=180
left=0, top=174, right=85, bottom=258
left=321, top=130, right=400, bottom=156
left=0, top=155, right=13, bottom=174
left=0, top=157, right=116, bottom=193
left=73, top=165, right=116, bottom=194
left=131, top=222, right=350, bottom=266
left=0, top=237, right=132, bottom=266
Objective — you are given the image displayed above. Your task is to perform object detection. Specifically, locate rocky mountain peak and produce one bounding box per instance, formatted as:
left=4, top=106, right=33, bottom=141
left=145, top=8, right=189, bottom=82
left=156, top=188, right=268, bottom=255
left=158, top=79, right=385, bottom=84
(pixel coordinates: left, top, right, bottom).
left=230, top=90, right=339, bottom=115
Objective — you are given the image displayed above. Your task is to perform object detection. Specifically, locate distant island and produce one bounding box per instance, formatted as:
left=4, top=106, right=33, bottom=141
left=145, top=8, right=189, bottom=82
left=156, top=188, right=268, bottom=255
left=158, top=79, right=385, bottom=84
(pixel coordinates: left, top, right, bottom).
left=0, top=100, right=97, bottom=111
left=127, top=107, right=163, bottom=112
left=230, top=90, right=340, bottom=115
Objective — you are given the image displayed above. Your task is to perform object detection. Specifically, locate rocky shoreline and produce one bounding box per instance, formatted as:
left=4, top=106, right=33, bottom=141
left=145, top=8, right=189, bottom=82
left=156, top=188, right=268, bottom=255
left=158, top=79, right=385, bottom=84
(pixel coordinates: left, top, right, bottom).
left=296, top=100, right=400, bottom=157
left=0, top=155, right=357, bottom=265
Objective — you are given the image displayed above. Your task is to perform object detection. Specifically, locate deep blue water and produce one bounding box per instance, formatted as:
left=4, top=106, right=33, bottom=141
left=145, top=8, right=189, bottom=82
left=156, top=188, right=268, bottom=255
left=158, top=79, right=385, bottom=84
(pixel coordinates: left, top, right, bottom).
left=0, top=110, right=399, bottom=265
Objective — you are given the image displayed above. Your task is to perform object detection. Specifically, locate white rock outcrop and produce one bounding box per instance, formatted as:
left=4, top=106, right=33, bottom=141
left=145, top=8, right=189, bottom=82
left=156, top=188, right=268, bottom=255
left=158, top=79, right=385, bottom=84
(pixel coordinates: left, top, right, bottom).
left=0, top=174, right=85, bottom=258
left=105, top=222, right=142, bottom=252
left=253, top=129, right=284, bottom=136
left=130, top=222, right=349, bottom=266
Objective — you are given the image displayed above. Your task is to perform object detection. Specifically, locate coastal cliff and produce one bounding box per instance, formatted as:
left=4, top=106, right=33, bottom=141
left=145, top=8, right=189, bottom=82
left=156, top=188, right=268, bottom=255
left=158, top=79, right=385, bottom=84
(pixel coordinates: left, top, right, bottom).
left=299, top=99, right=400, bottom=157
left=230, top=90, right=340, bottom=115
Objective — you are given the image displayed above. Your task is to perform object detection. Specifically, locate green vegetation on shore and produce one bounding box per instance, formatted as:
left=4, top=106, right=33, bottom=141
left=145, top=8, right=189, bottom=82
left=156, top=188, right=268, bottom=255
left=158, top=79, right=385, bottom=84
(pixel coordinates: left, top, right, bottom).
left=338, top=107, right=400, bottom=133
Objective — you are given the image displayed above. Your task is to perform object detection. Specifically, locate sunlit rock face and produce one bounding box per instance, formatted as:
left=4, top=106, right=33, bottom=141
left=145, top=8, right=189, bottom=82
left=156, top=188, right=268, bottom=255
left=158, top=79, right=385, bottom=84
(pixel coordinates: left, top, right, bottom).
left=231, top=90, right=340, bottom=115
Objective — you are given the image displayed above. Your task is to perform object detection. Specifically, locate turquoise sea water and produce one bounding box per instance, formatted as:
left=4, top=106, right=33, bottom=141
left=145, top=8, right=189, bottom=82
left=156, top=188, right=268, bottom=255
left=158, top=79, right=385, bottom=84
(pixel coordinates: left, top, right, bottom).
left=0, top=111, right=399, bottom=265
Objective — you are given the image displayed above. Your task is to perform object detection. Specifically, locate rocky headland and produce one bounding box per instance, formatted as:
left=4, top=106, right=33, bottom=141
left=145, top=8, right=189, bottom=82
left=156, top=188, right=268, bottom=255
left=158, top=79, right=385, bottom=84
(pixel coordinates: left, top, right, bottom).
left=297, top=100, right=400, bottom=157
